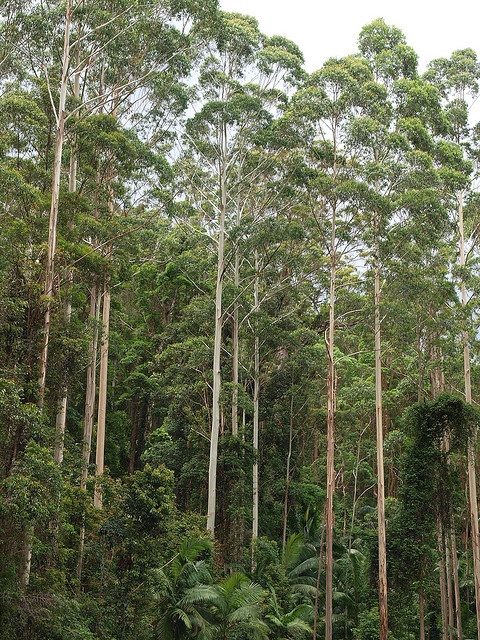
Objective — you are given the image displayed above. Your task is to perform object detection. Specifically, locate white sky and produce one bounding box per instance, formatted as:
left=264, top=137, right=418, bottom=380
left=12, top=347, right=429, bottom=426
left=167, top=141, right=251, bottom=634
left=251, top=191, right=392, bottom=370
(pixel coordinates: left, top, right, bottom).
left=219, top=0, right=480, bottom=74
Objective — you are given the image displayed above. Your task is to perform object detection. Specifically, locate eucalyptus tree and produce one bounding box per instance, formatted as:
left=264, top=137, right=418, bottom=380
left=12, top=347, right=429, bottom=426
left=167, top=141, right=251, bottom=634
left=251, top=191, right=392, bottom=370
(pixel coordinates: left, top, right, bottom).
left=357, top=21, right=420, bottom=639
left=7, top=0, right=215, bottom=447
left=424, top=47, right=480, bottom=640
left=350, top=19, right=439, bottom=638
left=288, top=54, right=372, bottom=640
left=0, top=0, right=217, bottom=599
left=67, top=0, right=215, bottom=508
left=386, top=106, right=455, bottom=640
left=229, top=140, right=319, bottom=550
left=182, top=11, right=305, bottom=542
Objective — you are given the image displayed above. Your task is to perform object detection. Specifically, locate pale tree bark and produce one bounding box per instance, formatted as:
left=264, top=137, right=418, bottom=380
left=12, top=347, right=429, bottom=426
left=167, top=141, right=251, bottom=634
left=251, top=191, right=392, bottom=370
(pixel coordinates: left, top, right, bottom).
left=374, top=216, right=388, bottom=640
left=77, top=283, right=101, bottom=589
left=230, top=238, right=244, bottom=561
left=20, top=525, right=34, bottom=588
left=325, top=202, right=336, bottom=640
left=451, top=528, right=463, bottom=640
left=206, top=120, right=227, bottom=536
left=437, top=520, right=449, bottom=640
left=445, top=534, right=454, bottom=640
left=80, top=66, right=106, bottom=489
left=24, top=0, right=73, bottom=590
left=94, top=280, right=111, bottom=509
left=54, top=61, right=81, bottom=465
left=92, top=82, right=118, bottom=509
left=458, top=188, right=480, bottom=640
left=282, top=389, right=295, bottom=553
left=38, top=0, right=73, bottom=403
left=444, top=438, right=462, bottom=639
left=54, top=388, right=68, bottom=464
left=231, top=195, right=242, bottom=437
left=231, top=165, right=248, bottom=438
left=430, top=344, right=450, bottom=640
left=80, top=284, right=101, bottom=491
left=252, top=252, right=260, bottom=541
left=231, top=293, right=239, bottom=437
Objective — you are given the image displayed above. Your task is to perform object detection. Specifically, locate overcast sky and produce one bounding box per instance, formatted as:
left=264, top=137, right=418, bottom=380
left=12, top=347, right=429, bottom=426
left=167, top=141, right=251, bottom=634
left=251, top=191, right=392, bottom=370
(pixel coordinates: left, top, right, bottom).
left=219, top=0, right=480, bottom=74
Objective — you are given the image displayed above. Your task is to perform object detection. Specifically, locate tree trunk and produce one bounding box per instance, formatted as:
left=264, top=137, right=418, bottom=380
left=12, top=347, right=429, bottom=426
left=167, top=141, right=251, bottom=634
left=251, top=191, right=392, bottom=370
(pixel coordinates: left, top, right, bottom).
left=445, top=533, right=454, bottom=640
left=419, top=585, right=425, bottom=640
left=313, top=520, right=325, bottom=639
left=451, top=529, right=462, bottom=640
left=231, top=300, right=239, bottom=437
left=374, top=219, right=388, bottom=640
left=54, top=51, right=80, bottom=464
left=231, top=207, right=241, bottom=437
left=54, top=391, right=68, bottom=465
left=437, top=520, right=449, bottom=640
left=252, top=253, right=260, bottom=541
left=467, top=434, right=480, bottom=639
left=430, top=347, right=449, bottom=640
left=206, top=120, right=227, bottom=536
left=282, top=390, right=294, bottom=553
left=325, top=203, right=336, bottom=640
left=458, top=189, right=480, bottom=640
left=80, top=284, right=101, bottom=491
left=129, top=402, right=139, bottom=475
left=38, top=0, right=72, bottom=402
left=33, top=10, right=73, bottom=577
left=94, top=281, right=111, bottom=509
left=77, top=284, right=101, bottom=589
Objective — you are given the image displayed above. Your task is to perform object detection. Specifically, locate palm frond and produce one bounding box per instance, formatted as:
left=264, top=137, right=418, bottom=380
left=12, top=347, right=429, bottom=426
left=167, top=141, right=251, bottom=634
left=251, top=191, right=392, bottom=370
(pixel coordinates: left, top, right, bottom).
left=282, top=532, right=305, bottom=568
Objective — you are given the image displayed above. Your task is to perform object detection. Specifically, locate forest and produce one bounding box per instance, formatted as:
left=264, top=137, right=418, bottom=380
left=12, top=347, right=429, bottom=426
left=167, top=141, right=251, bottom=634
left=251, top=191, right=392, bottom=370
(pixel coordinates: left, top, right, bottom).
left=1, top=1, right=480, bottom=638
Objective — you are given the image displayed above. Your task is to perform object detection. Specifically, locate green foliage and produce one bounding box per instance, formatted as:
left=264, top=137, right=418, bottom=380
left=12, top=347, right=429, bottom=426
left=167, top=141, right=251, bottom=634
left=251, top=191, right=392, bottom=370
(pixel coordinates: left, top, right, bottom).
left=2, top=6, right=480, bottom=640
left=155, top=536, right=217, bottom=639
left=353, top=607, right=380, bottom=640
left=389, top=393, right=477, bottom=619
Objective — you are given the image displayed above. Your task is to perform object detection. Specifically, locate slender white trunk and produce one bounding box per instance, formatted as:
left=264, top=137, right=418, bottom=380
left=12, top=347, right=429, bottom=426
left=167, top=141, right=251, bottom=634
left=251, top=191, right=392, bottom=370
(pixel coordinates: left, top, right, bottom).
left=232, top=301, right=239, bottom=436
left=28, top=2, right=72, bottom=589
left=54, top=392, right=68, bottom=464
left=207, top=121, right=227, bottom=536
left=458, top=188, right=480, bottom=640
left=325, top=203, right=336, bottom=640
left=81, top=285, right=101, bottom=490
left=38, top=0, right=72, bottom=402
left=77, top=279, right=101, bottom=589
left=437, top=520, right=449, bottom=640
left=21, top=525, right=34, bottom=588
left=94, top=281, right=111, bottom=508
left=445, top=534, right=454, bottom=640
left=282, top=391, right=294, bottom=553
left=252, top=252, right=260, bottom=540
left=431, top=350, right=448, bottom=640
left=451, top=530, right=462, bottom=640
left=374, top=218, right=388, bottom=640
left=231, top=203, right=241, bottom=437
left=54, top=58, right=80, bottom=464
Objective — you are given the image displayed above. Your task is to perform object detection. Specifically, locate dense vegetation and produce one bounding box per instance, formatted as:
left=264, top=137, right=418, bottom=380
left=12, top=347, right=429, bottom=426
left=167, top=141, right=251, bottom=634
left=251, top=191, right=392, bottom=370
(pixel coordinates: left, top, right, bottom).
left=1, top=1, right=480, bottom=638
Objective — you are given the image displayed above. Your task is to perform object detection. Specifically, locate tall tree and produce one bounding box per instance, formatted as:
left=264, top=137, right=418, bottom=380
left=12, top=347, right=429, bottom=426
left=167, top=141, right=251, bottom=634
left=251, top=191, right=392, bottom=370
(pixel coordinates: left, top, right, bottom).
left=291, top=54, right=372, bottom=639
left=38, top=0, right=73, bottom=403
left=355, top=20, right=419, bottom=638
left=425, top=48, right=480, bottom=639
left=184, top=11, right=304, bottom=539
